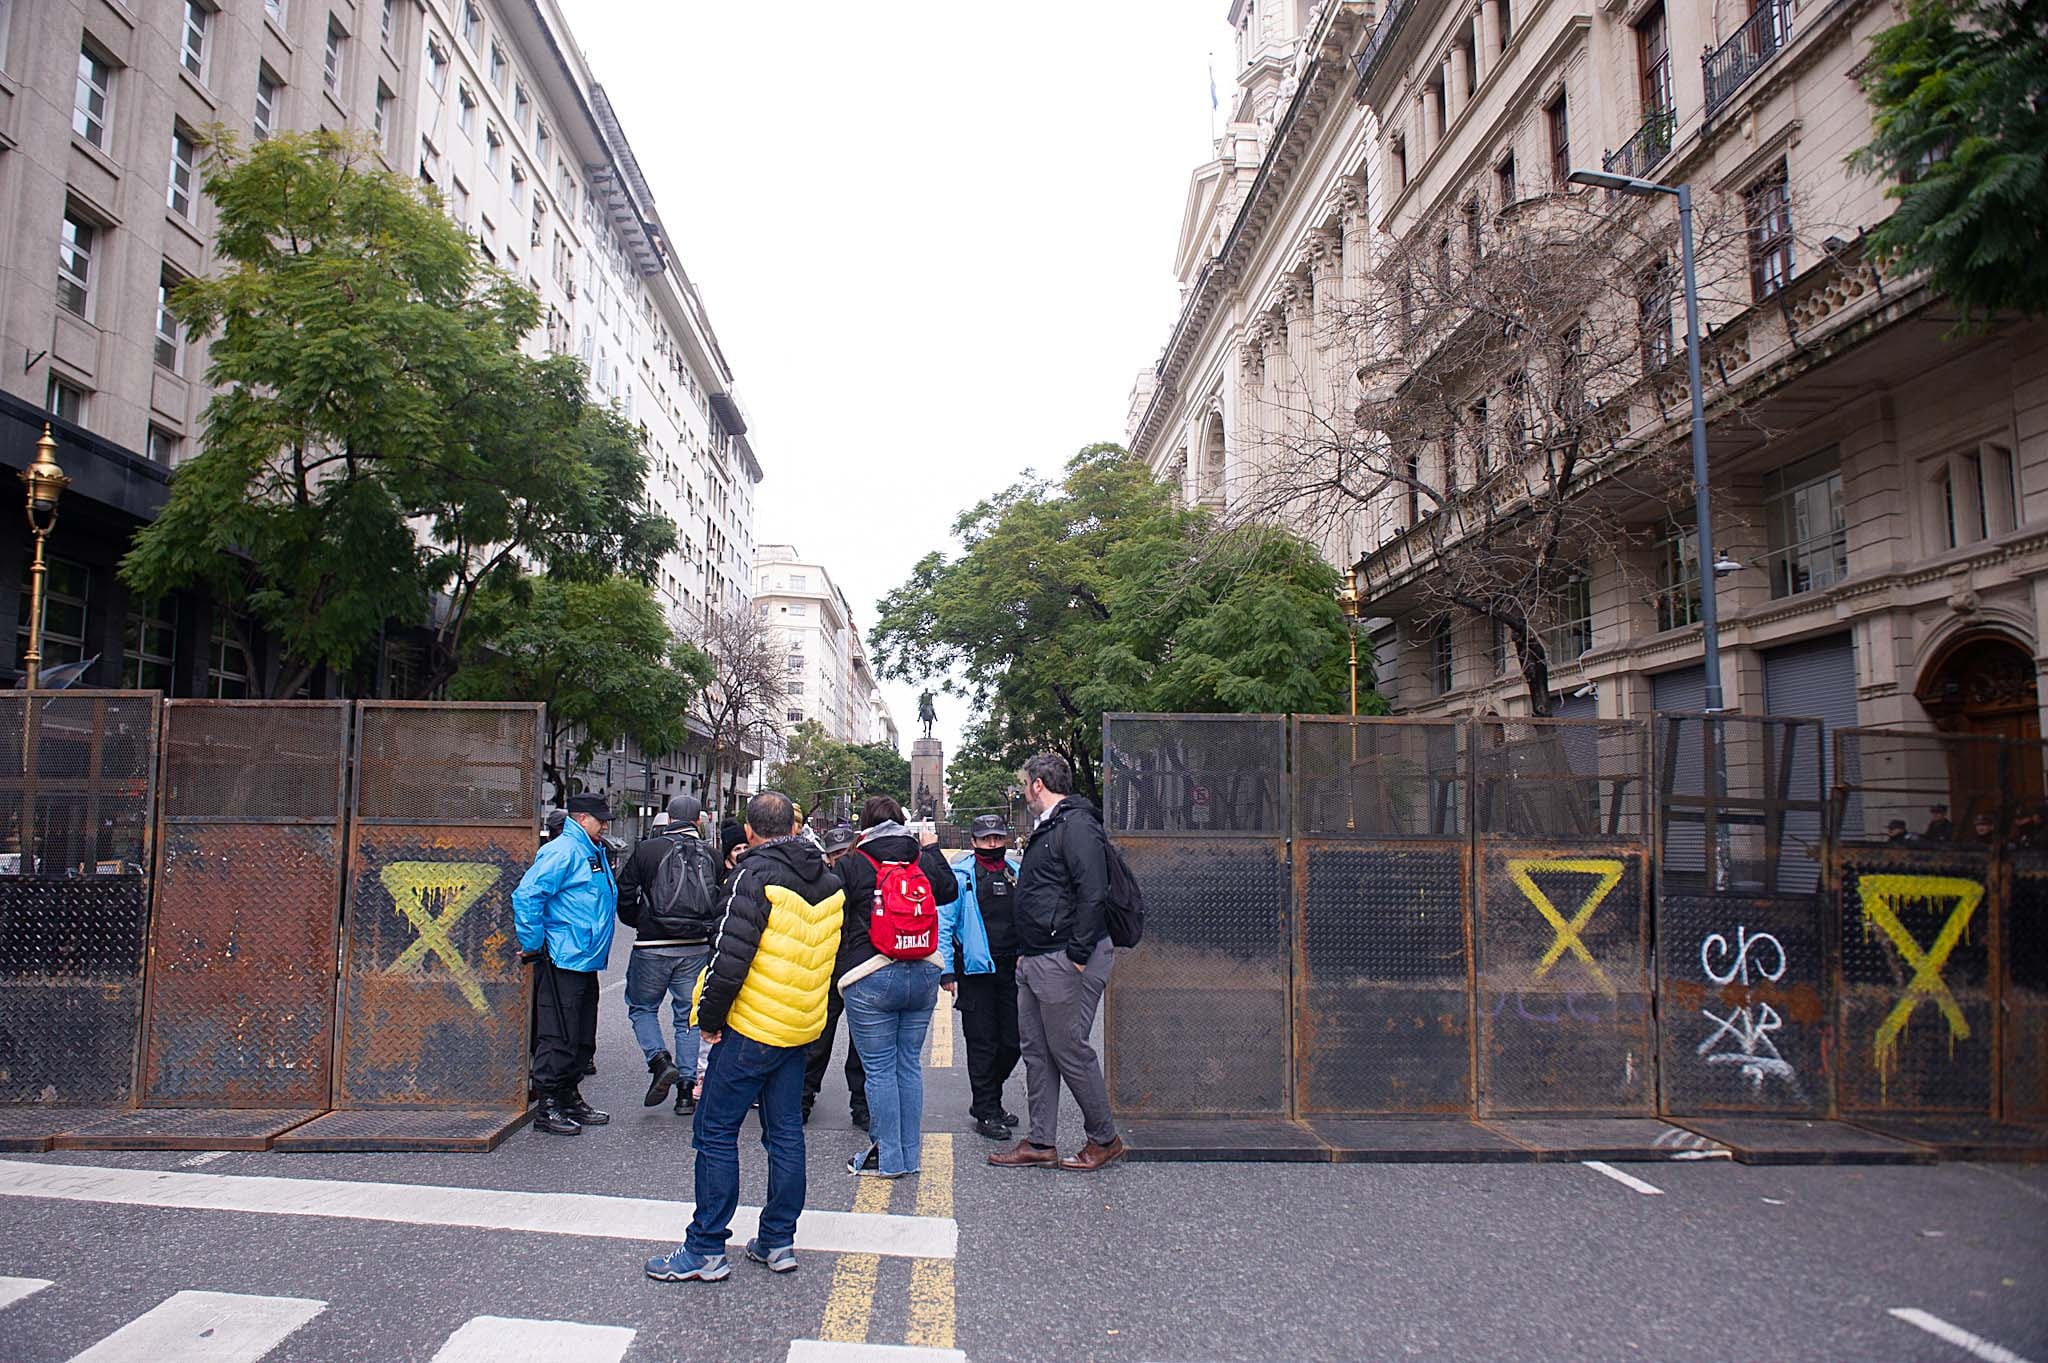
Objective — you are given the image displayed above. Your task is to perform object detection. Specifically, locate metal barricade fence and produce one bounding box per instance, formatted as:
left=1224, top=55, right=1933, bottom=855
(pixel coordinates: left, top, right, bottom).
left=2007, top=739, right=2048, bottom=1121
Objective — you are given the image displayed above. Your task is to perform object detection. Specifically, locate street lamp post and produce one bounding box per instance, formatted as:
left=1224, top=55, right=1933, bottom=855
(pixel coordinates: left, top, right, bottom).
left=20, top=425, right=71, bottom=688
left=1338, top=580, right=1364, bottom=831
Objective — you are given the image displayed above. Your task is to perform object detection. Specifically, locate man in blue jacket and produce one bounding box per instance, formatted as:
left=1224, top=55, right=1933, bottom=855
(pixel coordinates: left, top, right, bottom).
left=514, top=792, right=619, bottom=1136
left=942, top=814, right=1024, bottom=1140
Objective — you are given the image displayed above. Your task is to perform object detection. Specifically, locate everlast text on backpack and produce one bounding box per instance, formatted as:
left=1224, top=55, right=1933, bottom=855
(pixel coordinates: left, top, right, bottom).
left=1105, top=839, right=1146, bottom=949
left=862, top=851, right=937, bottom=960
left=651, top=835, right=717, bottom=922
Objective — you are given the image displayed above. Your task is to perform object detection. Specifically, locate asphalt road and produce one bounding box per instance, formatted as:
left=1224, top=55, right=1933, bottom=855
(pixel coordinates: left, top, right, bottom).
left=1, top=938, right=2043, bottom=1363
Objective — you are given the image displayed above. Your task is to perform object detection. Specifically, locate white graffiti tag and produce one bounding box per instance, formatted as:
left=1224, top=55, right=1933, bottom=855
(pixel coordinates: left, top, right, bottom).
left=1697, top=1003, right=1798, bottom=1090
left=1700, top=926, right=1788, bottom=986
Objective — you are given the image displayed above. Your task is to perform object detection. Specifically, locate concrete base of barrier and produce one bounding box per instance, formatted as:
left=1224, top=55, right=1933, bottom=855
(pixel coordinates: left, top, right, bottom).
left=1843, top=1115, right=2048, bottom=1162
left=0, top=1108, right=122, bottom=1153
left=1669, top=1117, right=1934, bottom=1165
left=52, top=1108, right=320, bottom=1152
left=271, top=1107, right=533, bottom=1152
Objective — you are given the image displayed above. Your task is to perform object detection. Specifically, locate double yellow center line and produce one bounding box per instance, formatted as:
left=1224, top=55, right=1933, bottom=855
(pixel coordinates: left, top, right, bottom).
left=818, top=1133, right=956, bottom=1348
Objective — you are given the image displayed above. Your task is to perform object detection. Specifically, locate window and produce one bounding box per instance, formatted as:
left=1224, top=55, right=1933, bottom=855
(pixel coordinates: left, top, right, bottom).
left=1541, top=574, right=1593, bottom=663
left=17, top=558, right=90, bottom=668
left=1745, top=161, right=1794, bottom=300
left=1468, top=399, right=1490, bottom=474
left=535, top=119, right=551, bottom=165
left=489, top=43, right=508, bottom=92
left=181, top=2, right=211, bottom=81
left=56, top=209, right=95, bottom=318
left=1546, top=93, right=1570, bottom=186
left=789, top=680, right=805, bottom=695
left=155, top=267, right=183, bottom=372
left=73, top=44, right=113, bottom=150
left=790, top=574, right=809, bottom=590
left=380, top=0, right=395, bottom=44
left=513, top=83, right=531, bottom=132
left=1636, top=3, right=1671, bottom=119
left=374, top=83, right=395, bottom=148
left=1654, top=519, right=1701, bottom=630
left=44, top=375, right=86, bottom=424
left=265, top=0, right=286, bottom=22
left=510, top=162, right=527, bottom=207
left=786, top=709, right=804, bottom=724
left=208, top=615, right=250, bottom=698
left=1763, top=448, right=1847, bottom=598
left=323, top=17, right=347, bottom=95
left=1929, top=442, right=2021, bottom=549
left=787, top=602, right=807, bottom=618
left=457, top=84, right=476, bottom=137
left=1464, top=199, right=1483, bottom=257
left=167, top=126, right=198, bottom=219
left=1495, top=151, right=1516, bottom=206
left=1498, top=0, right=1513, bottom=45
left=123, top=598, right=179, bottom=690
left=1638, top=258, right=1675, bottom=371
left=787, top=654, right=805, bottom=671
left=254, top=67, right=281, bottom=140
left=460, top=1, right=481, bottom=47
left=485, top=123, right=503, bottom=173
left=1428, top=618, right=1454, bottom=695
left=0, top=0, right=13, bottom=71
left=426, top=36, right=449, bottom=94
left=449, top=177, right=469, bottom=226
left=145, top=424, right=182, bottom=465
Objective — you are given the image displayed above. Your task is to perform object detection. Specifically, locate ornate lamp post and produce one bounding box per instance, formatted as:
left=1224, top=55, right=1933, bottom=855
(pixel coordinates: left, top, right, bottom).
left=1338, top=579, right=1365, bottom=831
left=20, top=425, right=71, bottom=688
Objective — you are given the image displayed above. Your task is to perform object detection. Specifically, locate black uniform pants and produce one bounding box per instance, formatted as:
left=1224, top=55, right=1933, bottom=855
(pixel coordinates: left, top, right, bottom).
left=802, top=983, right=868, bottom=1115
left=956, top=956, right=1021, bottom=1122
left=532, top=958, right=599, bottom=1100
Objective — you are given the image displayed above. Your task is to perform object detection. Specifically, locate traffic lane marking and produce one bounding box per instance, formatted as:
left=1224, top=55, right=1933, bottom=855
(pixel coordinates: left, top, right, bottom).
left=431, top=1315, right=636, bottom=1363
left=819, top=1171, right=895, bottom=1343
left=0, top=1276, right=53, bottom=1312
left=0, top=1159, right=955, bottom=1260
left=1888, top=1308, right=2038, bottom=1363
left=1581, top=1160, right=1665, bottom=1195
left=66, top=1289, right=325, bottom=1363
left=908, top=1132, right=955, bottom=1350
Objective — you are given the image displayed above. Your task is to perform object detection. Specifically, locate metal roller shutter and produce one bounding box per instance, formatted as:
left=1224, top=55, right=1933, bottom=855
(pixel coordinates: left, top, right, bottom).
left=1763, top=633, right=1857, bottom=892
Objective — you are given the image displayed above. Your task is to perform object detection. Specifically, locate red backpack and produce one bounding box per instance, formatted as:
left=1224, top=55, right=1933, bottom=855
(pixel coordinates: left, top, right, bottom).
left=860, top=851, right=937, bottom=960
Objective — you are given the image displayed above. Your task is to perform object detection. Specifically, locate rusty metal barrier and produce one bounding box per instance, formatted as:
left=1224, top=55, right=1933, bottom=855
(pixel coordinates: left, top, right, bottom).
left=137, top=702, right=350, bottom=1112
left=0, top=692, right=158, bottom=1111
left=1292, top=718, right=1471, bottom=1114
left=1471, top=718, right=1653, bottom=1115
left=1654, top=713, right=1830, bottom=1116
left=1103, top=715, right=1290, bottom=1117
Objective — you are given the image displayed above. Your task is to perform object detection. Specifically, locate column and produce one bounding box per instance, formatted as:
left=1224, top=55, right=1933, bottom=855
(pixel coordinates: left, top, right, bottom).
left=1451, top=45, right=1473, bottom=111
left=1470, top=4, right=1489, bottom=84
left=1441, top=56, right=1459, bottom=127
left=1480, top=0, right=1501, bottom=59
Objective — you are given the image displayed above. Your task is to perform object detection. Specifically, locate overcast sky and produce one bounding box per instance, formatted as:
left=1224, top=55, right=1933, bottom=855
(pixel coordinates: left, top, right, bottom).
left=562, top=1, right=1238, bottom=770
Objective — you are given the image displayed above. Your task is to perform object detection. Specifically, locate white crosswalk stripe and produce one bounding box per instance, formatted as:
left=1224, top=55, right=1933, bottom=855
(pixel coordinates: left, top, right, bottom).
left=0, top=1275, right=53, bottom=1312
left=431, top=1315, right=637, bottom=1363
left=65, top=1289, right=326, bottom=1363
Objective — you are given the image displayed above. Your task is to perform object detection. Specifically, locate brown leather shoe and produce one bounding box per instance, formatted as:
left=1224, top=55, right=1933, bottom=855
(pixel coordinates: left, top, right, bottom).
left=1059, top=1137, right=1128, bottom=1171
left=986, top=1140, right=1059, bottom=1168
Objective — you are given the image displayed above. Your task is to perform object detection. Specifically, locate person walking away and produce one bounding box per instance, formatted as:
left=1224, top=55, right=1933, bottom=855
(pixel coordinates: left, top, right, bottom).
left=801, top=823, right=869, bottom=1126
left=514, top=793, right=618, bottom=1136
left=645, top=791, right=844, bottom=1284
left=616, top=794, right=720, bottom=1113
left=989, top=753, right=1126, bottom=1171
left=943, top=814, right=1024, bottom=1140
left=835, top=795, right=959, bottom=1177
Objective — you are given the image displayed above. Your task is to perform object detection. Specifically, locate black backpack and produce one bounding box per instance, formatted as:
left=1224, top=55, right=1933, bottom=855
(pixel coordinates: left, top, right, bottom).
left=650, top=835, right=717, bottom=923
left=1104, top=838, right=1146, bottom=949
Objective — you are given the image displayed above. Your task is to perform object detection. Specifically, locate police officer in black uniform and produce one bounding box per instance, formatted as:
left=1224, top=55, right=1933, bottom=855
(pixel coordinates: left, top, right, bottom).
left=944, top=814, right=1025, bottom=1140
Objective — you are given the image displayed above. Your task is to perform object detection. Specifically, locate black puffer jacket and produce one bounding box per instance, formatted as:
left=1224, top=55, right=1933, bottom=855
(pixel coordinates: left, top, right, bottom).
left=1015, top=797, right=1111, bottom=963
left=833, top=823, right=960, bottom=981
left=695, top=836, right=844, bottom=1042
left=616, top=830, right=720, bottom=945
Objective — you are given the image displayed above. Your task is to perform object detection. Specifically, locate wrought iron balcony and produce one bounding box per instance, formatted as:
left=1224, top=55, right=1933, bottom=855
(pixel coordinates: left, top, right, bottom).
left=1603, top=108, right=1676, bottom=179
left=1703, top=0, right=1791, bottom=118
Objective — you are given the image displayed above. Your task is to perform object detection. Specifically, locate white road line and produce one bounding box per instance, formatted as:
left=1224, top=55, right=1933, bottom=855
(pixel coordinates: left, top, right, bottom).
left=787, top=1341, right=968, bottom=1363
left=432, top=1315, right=636, bottom=1363
left=1582, top=1160, right=1665, bottom=1195
left=1888, top=1308, right=2039, bottom=1363
left=178, top=1151, right=230, bottom=1169
left=67, top=1289, right=325, bottom=1363
left=0, top=1276, right=53, bottom=1312
left=0, top=1159, right=954, bottom=1260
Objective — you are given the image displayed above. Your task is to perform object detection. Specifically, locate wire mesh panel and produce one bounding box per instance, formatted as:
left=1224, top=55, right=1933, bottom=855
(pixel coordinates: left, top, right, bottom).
left=139, top=702, right=350, bottom=1107
left=0, top=692, right=159, bottom=1105
left=330, top=703, right=541, bottom=1112
left=1473, top=719, right=1653, bottom=1115
left=1103, top=714, right=1288, bottom=837
left=1832, top=729, right=2001, bottom=1115
left=1291, top=718, right=1470, bottom=1114
left=1653, top=714, right=1831, bottom=1116
left=1104, top=837, right=1291, bottom=1117
left=2009, top=738, right=2048, bottom=1120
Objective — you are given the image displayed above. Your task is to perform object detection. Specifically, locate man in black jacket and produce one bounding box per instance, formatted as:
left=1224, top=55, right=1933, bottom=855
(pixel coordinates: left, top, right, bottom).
left=988, top=752, right=1126, bottom=1172
left=617, top=794, right=719, bottom=1112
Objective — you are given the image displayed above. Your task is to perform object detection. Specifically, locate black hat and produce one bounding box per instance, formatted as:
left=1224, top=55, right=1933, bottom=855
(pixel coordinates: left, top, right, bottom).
left=666, top=793, right=703, bottom=826
left=544, top=808, right=566, bottom=836
left=720, top=821, right=746, bottom=861
left=970, top=814, right=1009, bottom=838
left=567, top=793, right=614, bottom=823
left=823, top=824, right=858, bottom=854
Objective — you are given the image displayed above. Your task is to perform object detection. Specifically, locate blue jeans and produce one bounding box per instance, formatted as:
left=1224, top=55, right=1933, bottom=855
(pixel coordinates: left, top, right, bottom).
left=843, top=961, right=941, bottom=1176
left=625, top=946, right=710, bottom=1071
left=685, top=1030, right=808, bottom=1256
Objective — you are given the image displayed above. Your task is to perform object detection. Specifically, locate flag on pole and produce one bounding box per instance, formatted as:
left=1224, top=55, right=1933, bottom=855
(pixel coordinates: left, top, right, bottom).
left=1209, top=54, right=1219, bottom=111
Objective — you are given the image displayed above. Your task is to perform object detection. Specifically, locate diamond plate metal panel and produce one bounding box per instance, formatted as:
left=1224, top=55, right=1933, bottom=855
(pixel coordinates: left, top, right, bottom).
left=53, top=1106, right=317, bottom=1151
left=1104, top=837, right=1290, bottom=1117
left=1475, top=846, right=1653, bottom=1115
left=2009, top=856, right=2048, bottom=1122
left=1657, top=892, right=1829, bottom=1116
left=1296, top=841, right=1470, bottom=1114
left=271, top=1106, right=532, bottom=1152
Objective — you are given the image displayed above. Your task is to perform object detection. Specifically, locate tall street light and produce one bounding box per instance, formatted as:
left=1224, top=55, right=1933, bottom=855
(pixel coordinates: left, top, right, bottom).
left=20, top=425, right=71, bottom=688
left=1338, top=579, right=1364, bottom=831
left=1567, top=167, right=1734, bottom=712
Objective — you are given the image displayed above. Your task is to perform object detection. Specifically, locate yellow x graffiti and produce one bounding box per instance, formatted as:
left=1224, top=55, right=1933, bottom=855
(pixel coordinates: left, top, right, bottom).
left=1507, top=857, right=1625, bottom=996
left=1856, top=873, right=1981, bottom=1075
left=380, top=861, right=503, bottom=1016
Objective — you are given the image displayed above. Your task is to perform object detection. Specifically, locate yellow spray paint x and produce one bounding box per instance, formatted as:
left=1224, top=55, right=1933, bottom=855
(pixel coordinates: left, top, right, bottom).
left=1506, top=857, right=1625, bottom=996
left=380, top=862, right=503, bottom=1015
left=1855, top=873, right=1981, bottom=1083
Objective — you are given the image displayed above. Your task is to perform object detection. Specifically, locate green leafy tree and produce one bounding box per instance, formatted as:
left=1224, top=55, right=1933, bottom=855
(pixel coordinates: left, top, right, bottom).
left=451, top=576, right=711, bottom=806
left=121, top=130, right=672, bottom=696
left=946, top=726, right=1017, bottom=817
left=1851, top=0, right=2048, bottom=324
left=847, top=741, right=911, bottom=810
left=872, top=444, right=1365, bottom=800
left=767, top=721, right=861, bottom=823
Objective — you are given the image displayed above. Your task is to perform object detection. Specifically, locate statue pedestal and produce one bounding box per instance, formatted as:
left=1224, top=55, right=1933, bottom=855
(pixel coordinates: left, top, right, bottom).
left=910, top=737, right=945, bottom=823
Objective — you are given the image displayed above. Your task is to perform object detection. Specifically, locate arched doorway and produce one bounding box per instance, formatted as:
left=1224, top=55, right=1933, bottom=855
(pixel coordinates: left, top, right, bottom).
left=1916, top=630, right=2042, bottom=806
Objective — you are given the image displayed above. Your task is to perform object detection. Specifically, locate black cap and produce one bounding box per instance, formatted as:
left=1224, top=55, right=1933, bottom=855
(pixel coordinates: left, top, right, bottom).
left=823, top=824, right=857, bottom=854
left=666, top=793, right=702, bottom=826
left=567, top=793, right=614, bottom=822
left=970, top=814, right=1009, bottom=838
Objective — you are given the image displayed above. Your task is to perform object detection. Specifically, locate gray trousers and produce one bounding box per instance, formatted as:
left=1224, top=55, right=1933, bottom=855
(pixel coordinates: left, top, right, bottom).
left=1015, top=938, right=1116, bottom=1147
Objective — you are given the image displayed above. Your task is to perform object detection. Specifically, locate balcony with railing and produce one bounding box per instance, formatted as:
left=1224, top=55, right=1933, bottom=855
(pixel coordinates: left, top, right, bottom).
left=1703, top=0, right=1792, bottom=117
left=1603, top=107, right=1675, bottom=179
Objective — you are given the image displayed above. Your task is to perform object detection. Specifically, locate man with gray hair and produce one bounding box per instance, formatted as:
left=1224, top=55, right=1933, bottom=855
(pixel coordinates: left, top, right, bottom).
left=617, top=793, right=720, bottom=1112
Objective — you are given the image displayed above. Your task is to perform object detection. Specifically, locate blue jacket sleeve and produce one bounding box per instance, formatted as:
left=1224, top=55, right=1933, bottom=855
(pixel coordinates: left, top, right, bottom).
left=513, top=841, right=567, bottom=955
left=938, top=858, right=969, bottom=982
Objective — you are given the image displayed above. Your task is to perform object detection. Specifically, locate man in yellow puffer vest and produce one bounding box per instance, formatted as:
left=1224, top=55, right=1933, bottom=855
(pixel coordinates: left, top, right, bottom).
left=645, top=790, right=844, bottom=1285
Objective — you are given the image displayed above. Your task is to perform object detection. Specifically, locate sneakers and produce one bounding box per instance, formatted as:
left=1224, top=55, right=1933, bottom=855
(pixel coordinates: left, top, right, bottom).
left=744, top=1238, right=797, bottom=1273
left=644, top=1246, right=730, bottom=1282
left=563, top=1093, right=610, bottom=1126
left=847, top=1143, right=880, bottom=1175
left=534, top=1097, right=581, bottom=1136
left=644, top=1051, right=681, bottom=1107
left=973, top=1116, right=1013, bottom=1141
